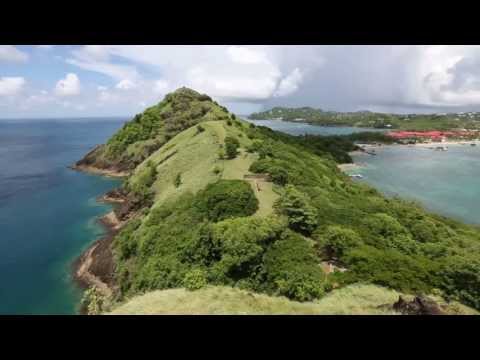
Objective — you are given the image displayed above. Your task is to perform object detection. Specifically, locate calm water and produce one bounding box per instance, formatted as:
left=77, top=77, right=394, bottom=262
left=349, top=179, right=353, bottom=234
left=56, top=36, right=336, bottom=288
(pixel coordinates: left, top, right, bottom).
left=351, top=145, right=480, bottom=225
left=0, top=118, right=125, bottom=314
left=245, top=119, right=385, bottom=136
left=251, top=119, right=480, bottom=225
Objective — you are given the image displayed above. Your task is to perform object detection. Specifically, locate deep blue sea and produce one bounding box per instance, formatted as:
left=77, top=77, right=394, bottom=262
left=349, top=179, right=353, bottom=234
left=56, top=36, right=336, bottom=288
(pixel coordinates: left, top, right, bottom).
left=0, top=118, right=126, bottom=314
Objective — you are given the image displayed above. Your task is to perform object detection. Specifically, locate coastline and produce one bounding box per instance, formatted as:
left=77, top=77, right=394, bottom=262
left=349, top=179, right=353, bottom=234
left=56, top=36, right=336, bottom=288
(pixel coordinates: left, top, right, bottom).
left=71, top=164, right=128, bottom=313
left=337, top=139, right=480, bottom=173
left=69, top=163, right=129, bottom=178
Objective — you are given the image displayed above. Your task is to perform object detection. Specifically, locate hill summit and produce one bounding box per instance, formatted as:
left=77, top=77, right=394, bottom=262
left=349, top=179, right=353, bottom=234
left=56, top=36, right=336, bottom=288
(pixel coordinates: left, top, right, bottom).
left=75, top=87, right=234, bottom=173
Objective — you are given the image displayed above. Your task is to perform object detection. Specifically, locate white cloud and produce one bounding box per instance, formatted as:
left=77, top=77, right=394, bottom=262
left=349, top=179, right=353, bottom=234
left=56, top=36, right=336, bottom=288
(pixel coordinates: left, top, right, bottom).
left=97, top=85, right=108, bottom=92
left=0, top=77, right=26, bottom=96
left=274, top=68, right=303, bottom=97
left=153, top=79, right=169, bottom=94
left=116, top=79, right=137, bottom=90
left=227, top=46, right=269, bottom=64
left=55, top=73, right=81, bottom=96
left=0, top=45, right=28, bottom=63
left=66, top=45, right=314, bottom=103
left=36, top=45, right=54, bottom=50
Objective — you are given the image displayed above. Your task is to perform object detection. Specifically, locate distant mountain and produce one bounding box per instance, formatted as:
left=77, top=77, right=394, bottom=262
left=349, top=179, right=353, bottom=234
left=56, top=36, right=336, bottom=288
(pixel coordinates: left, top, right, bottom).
left=249, top=106, right=480, bottom=130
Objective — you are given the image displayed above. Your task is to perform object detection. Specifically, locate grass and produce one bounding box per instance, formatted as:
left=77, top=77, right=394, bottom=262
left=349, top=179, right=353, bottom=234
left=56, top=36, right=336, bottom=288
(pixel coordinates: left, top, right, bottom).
left=129, top=119, right=278, bottom=217
left=107, top=284, right=403, bottom=315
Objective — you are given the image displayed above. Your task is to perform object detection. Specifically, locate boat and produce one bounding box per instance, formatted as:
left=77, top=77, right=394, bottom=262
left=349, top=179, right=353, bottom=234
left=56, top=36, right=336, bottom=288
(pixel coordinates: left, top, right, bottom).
left=350, top=174, right=364, bottom=179
left=471, top=143, right=477, bottom=146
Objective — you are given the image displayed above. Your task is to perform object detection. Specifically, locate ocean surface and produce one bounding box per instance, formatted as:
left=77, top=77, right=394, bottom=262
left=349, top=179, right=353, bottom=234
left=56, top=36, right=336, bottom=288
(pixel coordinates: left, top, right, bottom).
left=251, top=119, right=480, bottom=225
left=245, top=119, right=385, bottom=136
left=0, top=118, right=126, bottom=314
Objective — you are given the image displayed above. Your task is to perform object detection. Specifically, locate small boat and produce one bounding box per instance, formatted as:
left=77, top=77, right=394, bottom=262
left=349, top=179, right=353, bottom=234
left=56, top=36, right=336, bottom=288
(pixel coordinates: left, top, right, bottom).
left=350, top=174, right=364, bottom=179
left=471, top=143, right=477, bottom=146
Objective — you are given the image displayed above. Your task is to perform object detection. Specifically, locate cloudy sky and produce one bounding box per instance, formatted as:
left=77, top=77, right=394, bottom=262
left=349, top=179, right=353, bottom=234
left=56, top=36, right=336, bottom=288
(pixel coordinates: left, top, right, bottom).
left=2, top=45, right=480, bottom=118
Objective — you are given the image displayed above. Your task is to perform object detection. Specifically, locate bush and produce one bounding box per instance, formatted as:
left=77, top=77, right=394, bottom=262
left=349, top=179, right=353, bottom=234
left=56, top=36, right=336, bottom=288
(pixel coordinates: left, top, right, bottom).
left=227, top=120, right=233, bottom=126
left=196, top=124, right=205, bottom=134
left=269, top=166, right=289, bottom=185
left=183, top=269, right=208, bottom=290
left=195, top=180, right=259, bottom=222
left=439, top=257, right=480, bottom=310
left=208, top=216, right=286, bottom=283
left=224, top=136, right=240, bottom=159
left=262, top=231, right=325, bottom=301
left=342, top=245, right=436, bottom=293
left=174, top=173, right=182, bottom=188
left=212, top=166, right=222, bottom=175
left=316, top=225, right=361, bottom=259
left=363, top=213, right=407, bottom=238
left=275, top=185, right=317, bottom=235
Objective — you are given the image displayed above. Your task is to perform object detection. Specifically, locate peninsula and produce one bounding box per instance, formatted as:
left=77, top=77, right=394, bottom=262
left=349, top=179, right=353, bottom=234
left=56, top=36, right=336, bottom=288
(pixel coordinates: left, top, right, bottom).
left=73, top=87, right=480, bottom=315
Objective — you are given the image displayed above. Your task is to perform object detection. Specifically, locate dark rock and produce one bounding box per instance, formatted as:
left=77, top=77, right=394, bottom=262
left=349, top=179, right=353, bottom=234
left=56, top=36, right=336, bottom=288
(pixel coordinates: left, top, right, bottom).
left=393, top=295, right=445, bottom=315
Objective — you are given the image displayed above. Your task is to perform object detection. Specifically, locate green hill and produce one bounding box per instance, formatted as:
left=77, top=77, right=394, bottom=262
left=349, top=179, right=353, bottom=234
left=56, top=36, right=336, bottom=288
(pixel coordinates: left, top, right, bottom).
left=249, top=106, right=480, bottom=130
left=77, top=87, right=480, bottom=315
left=76, top=87, right=233, bottom=172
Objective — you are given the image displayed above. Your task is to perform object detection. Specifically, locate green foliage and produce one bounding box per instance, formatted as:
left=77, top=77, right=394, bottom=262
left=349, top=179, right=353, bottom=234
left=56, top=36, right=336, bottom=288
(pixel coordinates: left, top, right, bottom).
left=195, top=180, right=258, bottom=222
left=81, top=286, right=106, bottom=315
left=439, top=257, right=480, bottom=309
left=262, top=231, right=325, bottom=301
left=224, top=136, right=240, bottom=159
left=207, top=216, right=286, bottom=283
left=196, top=124, right=205, bottom=134
left=315, top=225, right=362, bottom=259
left=275, top=185, right=317, bottom=235
left=174, top=173, right=182, bottom=188
left=183, top=268, right=208, bottom=290
left=249, top=106, right=480, bottom=131
left=342, top=245, right=437, bottom=293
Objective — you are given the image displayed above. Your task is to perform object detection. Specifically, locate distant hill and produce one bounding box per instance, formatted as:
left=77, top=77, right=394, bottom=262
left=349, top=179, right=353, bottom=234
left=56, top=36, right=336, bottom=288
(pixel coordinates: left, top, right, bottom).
left=75, top=87, right=480, bottom=315
left=249, top=106, right=480, bottom=131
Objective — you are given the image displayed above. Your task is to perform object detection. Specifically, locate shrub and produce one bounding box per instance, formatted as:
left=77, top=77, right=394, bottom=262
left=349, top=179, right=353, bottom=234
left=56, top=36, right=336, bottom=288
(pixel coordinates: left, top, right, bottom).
left=227, top=120, right=233, bottom=126
left=195, top=180, right=259, bottom=222
left=269, top=166, right=289, bottom=185
left=275, top=185, right=318, bottom=235
left=196, top=124, right=205, bottom=134
left=316, top=225, right=362, bottom=259
left=262, top=231, right=325, bottom=301
left=224, top=136, right=240, bottom=159
left=183, top=268, right=208, bottom=290
left=212, top=166, right=222, bottom=175
left=342, top=245, right=436, bottom=293
left=208, top=216, right=286, bottom=283
left=174, top=173, right=182, bottom=188
left=363, top=213, right=407, bottom=238
left=439, top=257, right=480, bottom=310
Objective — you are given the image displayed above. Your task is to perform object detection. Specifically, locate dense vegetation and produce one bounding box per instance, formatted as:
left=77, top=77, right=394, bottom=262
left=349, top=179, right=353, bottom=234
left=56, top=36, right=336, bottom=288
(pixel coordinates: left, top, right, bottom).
left=84, top=88, right=480, bottom=313
left=249, top=106, right=480, bottom=131
left=76, top=87, right=232, bottom=171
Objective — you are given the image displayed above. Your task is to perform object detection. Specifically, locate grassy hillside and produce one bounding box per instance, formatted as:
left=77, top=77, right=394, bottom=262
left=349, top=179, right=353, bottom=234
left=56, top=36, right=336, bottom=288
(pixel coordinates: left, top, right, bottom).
left=76, top=87, right=233, bottom=172
left=109, top=284, right=401, bottom=315
left=77, top=88, right=480, bottom=315
left=108, top=284, right=478, bottom=315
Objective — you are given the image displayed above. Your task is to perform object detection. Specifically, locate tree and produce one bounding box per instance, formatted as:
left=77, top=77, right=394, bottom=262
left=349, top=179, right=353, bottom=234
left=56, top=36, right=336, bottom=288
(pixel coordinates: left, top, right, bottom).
left=316, top=225, right=361, bottom=259
left=183, top=268, right=208, bottom=290
left=224, top=136, right=240, bottom=159
left=174, top=173, right=182, bottom=188
left=275, top=185, right=317, bottom=235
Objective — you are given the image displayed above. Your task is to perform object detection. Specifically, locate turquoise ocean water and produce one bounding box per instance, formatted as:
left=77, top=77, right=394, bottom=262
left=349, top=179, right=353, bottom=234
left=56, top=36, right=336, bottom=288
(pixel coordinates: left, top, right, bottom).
left=0, top=118, right=125, bottom=314
left=249, top=119, right=480, bottom=225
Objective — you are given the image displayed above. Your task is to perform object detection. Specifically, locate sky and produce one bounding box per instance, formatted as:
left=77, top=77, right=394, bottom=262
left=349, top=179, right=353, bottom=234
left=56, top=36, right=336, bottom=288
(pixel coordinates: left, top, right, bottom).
left=2, top=45, right=480, bottom=118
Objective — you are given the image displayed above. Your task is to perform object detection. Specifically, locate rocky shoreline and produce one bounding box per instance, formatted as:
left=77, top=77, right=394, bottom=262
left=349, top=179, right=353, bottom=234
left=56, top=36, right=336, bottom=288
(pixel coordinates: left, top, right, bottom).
left=71, top=166, right=129, bottom=314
